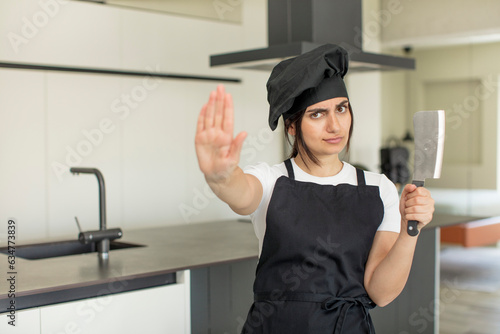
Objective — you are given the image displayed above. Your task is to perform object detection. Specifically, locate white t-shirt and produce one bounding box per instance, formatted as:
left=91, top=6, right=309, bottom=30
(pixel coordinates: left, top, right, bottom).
left=244, top=158, right=401, bottom=255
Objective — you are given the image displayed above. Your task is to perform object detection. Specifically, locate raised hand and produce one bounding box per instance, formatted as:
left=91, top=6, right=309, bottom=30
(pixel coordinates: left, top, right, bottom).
left=195, top=85, right=247, bottom=183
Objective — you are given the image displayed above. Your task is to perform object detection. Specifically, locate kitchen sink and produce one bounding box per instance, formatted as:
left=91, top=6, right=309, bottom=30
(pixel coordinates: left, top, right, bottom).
left=0, top=239, right=144, bottom=260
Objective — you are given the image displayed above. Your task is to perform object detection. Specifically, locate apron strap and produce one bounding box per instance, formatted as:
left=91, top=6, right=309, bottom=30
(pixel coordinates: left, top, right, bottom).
left=287, top=161, right=366, bottom=186
left=284, top=159, right=295, bottom=180
left=254, top=292, right=375, bottom=334
left=356, top=168, right=366, bottom=186
left=321, top=295, right=375, bottom=334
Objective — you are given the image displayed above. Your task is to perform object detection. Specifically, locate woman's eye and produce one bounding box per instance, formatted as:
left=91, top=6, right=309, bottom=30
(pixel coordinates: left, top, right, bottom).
left=337, top=106, right=347, bottom=113
left=310, top=112, right=322, bottom=119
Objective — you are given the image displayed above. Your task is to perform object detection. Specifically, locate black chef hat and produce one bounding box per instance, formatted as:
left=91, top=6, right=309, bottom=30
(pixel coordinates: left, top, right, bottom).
left=267, top=44, right=349, bottom=130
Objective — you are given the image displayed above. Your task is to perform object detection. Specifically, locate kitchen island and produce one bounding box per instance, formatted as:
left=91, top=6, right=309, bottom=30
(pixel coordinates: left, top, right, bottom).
left=0, top=220, right=258, bottom=311
left=0, top=219, right=258, bottom=333
left=0, top=214, right=487, bottom=333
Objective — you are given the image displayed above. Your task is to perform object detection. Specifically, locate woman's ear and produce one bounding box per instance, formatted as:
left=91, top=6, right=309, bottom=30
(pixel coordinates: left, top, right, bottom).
left=287, top=122, right=296, bottom=136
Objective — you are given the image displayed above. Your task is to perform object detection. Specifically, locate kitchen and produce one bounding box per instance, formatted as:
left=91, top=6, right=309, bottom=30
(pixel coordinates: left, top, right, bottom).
left=1, top=0, right=500, bottom=333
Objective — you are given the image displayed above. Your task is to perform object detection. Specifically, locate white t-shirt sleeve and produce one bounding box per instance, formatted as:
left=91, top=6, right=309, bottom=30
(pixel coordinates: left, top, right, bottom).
left=243, top=162, right=273, bottom=207
left=376, top=174, right=401, bottom=233
left=242, top=162, right=279, bottom=246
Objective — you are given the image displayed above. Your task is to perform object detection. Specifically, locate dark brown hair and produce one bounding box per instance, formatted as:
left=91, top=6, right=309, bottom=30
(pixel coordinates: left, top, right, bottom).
left=284, top=104, right=354, bottom=168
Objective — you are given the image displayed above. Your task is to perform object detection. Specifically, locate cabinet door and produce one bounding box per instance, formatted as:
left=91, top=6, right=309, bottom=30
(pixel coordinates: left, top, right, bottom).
left=0, top=307, right=41, bottom=334
left=191, top=260, right=255, bottom=333
left=40, top=276, right=189, bottom=334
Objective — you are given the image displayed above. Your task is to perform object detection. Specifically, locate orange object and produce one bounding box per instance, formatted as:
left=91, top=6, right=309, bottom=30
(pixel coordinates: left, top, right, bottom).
left=441, top=217, right=500, bottom=247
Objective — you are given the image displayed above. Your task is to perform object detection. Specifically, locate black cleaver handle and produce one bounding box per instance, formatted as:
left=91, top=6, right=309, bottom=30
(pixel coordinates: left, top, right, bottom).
left=407, top=180, right=425, bottom=236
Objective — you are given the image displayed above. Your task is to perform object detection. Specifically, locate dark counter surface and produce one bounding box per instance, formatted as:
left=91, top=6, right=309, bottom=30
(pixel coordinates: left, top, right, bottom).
left=0, top=214, right=487, bottom=312
left=0, top=219, right=258, bottom=312
left=425, top=213, right=485, bottom=229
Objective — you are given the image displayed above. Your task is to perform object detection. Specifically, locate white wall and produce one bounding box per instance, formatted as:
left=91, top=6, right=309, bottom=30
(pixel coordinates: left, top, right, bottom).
left=0, top=0, right=398, bottom=242
left=379, top=0, right=500, bottom=217
left=0, top=0, right=282, bottom=241
left=381, top=42, right=500, bottom=216
left=346, top=72, right=383, bottom=172
left=343, top=0, right=383, bottom=173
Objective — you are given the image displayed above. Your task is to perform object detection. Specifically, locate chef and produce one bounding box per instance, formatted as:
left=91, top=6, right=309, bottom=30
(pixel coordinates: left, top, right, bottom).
left=195, top=44, right=434, bottom=333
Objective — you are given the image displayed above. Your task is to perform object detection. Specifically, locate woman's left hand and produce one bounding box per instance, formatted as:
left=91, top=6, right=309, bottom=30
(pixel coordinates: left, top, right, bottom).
left=399, top=184, right=435, bottom=232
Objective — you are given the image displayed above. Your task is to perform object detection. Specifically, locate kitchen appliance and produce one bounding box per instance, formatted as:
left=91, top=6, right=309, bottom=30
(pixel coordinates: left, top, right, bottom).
left=380, top=139, right=410, bottom=187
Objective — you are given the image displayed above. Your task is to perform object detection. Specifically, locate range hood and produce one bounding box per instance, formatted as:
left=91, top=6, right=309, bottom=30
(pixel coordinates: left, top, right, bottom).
left=210, top=0, right=415, bottom=72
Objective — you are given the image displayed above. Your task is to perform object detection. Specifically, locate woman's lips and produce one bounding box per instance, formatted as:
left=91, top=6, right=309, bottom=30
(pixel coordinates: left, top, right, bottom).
left=324, top=137, right=343, bottom=144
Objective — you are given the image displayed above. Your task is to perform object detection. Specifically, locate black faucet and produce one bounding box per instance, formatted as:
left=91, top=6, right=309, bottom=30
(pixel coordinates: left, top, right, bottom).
left=70, top=167, right=122, bottom=259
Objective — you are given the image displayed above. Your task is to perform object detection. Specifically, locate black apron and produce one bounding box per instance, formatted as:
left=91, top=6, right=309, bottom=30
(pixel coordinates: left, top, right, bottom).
left=242, top=159, right=384, bottom=334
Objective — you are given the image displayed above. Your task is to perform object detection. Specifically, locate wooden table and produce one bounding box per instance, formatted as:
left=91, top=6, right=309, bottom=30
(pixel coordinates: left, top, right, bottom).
left=440, top=216, right=500, bottom=247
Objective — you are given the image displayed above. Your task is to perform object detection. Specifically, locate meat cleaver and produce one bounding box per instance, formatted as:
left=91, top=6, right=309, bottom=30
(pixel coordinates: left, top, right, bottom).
left=407, top=110, right=445, bottom=236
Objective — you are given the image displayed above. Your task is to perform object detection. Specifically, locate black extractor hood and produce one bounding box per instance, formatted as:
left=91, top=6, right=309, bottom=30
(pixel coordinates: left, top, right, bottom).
left=210, top=0, right=415, bottom=72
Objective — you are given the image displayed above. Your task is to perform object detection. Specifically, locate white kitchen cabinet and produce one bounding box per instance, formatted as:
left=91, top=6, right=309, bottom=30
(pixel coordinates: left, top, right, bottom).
left=0, top=68, right=46, bottom=240
left=0, top=307, right=41, bottom=333
left=39, top=271, right=190, bottom=334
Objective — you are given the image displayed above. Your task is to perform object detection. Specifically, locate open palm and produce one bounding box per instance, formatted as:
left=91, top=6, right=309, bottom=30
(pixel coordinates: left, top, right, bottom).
left=195, top=85, right=247, bottom=182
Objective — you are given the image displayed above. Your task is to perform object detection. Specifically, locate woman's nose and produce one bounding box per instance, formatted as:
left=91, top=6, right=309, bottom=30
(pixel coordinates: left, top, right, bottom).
left=326, top=113, right=340, bottom=132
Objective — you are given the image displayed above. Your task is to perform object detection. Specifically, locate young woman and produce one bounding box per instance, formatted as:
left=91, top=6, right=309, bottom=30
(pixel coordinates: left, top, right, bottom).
left=195, top=44, right=434, bottom=334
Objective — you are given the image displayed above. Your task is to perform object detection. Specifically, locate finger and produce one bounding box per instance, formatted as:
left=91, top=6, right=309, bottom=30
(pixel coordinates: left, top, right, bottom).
left=406, top=186, right=430, bottom=197
left=405, top=201, right=434, bottom=215
left=405, top=189, right=432, bottom=202
left=214, top=85, right=225, bottom=129
left=204, top=90, right=216, bottom=129
left=222, top=93, right=234, bottom=134
left=405, top=196, right=434, bottom=209
left=197, top=103, right=207, bottom=134
left=400, top=184, right=416, bottom=202
left=405, top=188, right=433, bottom=205
left=404, top=196, right=435, bottom=217
left=406, top=211, right=433, bottom=226
left=229, top=131, right=248, bottom=163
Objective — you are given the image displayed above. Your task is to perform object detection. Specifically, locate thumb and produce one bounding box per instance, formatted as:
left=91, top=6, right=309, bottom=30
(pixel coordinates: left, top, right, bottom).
left=401, top=183, right=417, bottom=197
left=229, top=131, right=248, bottom=163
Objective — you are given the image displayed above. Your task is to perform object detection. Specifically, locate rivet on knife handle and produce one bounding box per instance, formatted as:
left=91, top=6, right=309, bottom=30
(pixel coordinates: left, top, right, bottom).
left=407, top=221, right=419, bottom=236
left=407, top=180, right=425, bottom=236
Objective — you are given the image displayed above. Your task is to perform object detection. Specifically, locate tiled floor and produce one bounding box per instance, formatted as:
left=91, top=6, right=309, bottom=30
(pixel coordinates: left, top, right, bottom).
left=439, top=287, right=500, bottom=334
left=439, top=246, right=500, bottom=334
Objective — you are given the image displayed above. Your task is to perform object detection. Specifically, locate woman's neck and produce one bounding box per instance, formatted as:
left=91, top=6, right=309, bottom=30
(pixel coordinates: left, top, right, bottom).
left=294, top=154, right=343, bottom=177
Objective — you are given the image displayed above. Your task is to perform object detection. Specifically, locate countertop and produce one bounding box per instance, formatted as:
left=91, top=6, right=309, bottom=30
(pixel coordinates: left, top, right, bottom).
left=0, top=214, right=485, bottom=313
left=425, top=213, right=484, bottom=229
left=0, top=219, right=259, bottom=312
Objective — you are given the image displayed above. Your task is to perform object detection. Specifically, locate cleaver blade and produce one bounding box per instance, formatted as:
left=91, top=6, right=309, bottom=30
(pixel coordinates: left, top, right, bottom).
left=407, top=110, right=445, bottom=236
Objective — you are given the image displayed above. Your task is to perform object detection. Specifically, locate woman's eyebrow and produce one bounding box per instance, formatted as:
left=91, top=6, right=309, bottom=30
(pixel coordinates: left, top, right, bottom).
left=306, top=100, right=349, bottom=113
left=336, top=100, right=349, bottom=108
left=306, top=108, right=328, bottom=113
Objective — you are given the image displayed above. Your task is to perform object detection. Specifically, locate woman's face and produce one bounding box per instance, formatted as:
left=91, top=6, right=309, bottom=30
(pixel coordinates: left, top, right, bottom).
left=291, top=97, right=351, bottom=160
